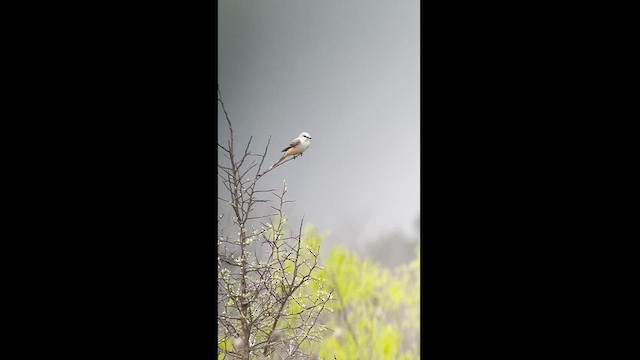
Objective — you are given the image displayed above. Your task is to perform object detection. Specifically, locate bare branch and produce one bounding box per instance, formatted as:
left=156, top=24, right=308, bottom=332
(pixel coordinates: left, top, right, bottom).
left=217, top=86, right=328, bottom=359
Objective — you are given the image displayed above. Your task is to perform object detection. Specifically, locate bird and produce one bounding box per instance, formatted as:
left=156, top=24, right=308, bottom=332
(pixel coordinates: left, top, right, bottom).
left=268, top=132, right=312, bottom=170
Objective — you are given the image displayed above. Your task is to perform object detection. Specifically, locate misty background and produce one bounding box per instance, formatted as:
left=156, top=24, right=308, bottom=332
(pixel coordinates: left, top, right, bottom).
left=218, top=0, right=420, bottom=267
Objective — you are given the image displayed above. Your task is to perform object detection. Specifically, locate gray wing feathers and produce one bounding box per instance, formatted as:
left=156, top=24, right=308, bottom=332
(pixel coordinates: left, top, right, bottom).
left=282, top=138, right=300, bottom=152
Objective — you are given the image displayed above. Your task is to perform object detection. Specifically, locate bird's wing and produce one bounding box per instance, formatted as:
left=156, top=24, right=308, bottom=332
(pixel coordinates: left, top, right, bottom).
left=282, top=137, right=300, bottom=152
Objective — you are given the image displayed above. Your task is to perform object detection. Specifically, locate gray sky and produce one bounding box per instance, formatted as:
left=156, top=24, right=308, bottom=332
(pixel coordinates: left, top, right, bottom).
left=218, top=0, right=420, bottom=248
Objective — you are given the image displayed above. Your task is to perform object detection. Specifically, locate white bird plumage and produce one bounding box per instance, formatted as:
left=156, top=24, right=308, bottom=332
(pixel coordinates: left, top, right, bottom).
left=268, top=132, right=312, bottom=170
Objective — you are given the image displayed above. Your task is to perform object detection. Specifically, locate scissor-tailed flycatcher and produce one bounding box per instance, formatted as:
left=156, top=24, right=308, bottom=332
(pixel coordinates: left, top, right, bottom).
left=268, top=132, right=312, bottom=170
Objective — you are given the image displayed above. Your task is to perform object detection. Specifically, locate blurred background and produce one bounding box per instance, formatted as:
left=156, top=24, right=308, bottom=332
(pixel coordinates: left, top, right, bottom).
left=218, top=0, right=420, bottom=268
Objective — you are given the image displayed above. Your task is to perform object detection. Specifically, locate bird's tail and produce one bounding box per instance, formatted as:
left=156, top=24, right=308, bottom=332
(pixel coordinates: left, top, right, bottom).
left=268, top=153, right=288, bottom=171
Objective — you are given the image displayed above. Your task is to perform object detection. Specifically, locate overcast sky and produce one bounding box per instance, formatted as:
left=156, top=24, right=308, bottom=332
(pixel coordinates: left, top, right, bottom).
left=218, top=0, right=420, bottom=249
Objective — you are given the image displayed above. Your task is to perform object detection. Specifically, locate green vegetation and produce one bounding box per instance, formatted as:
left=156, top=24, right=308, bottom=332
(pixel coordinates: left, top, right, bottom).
left=218, top=222, right=421, bottom=359
left=302, top=226, right=421, bottom=359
